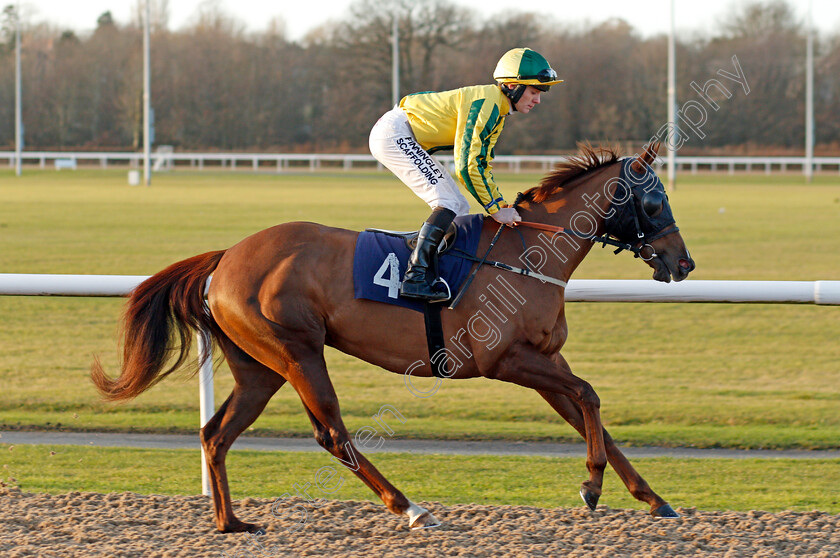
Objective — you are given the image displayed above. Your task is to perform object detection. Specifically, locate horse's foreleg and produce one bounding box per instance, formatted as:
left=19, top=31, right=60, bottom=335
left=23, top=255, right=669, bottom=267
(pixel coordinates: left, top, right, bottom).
left=200, top=341, right=286, bottom=533
left=493, top=348, right=608, bottom=510
left=537, top=388, right=679, bottom=518
left=288, top=349, right=440, bottom=530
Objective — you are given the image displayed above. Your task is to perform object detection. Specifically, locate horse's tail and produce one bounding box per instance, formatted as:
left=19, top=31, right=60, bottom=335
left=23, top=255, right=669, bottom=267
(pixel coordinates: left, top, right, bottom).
left=91, top=250, right=226, bottom=402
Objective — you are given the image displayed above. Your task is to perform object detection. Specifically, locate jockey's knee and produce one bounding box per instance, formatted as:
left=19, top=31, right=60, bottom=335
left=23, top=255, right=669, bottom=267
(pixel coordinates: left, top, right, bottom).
left=456, top=198, right=470, bottom=216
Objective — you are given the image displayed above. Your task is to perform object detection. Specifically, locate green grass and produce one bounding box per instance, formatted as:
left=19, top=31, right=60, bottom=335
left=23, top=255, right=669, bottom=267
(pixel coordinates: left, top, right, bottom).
left=1, top=444, right=837, bottom=513
left=1, top=169, right=839, bottom=449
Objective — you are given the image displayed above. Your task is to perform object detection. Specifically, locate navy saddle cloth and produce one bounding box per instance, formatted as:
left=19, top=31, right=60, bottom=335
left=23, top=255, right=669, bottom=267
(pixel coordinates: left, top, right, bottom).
left=353, top=214, right=484, bottom=313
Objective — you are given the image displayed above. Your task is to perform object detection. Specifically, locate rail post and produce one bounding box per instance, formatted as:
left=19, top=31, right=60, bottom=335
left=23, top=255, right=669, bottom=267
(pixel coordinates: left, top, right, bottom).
left=197, top=330, right=215, bottom=497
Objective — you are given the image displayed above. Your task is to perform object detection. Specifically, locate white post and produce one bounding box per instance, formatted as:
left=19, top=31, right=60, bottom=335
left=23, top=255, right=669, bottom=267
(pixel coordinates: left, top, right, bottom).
left=804, top=0, right=814, bottom=183
left=666, top=0, right=676, bottom=191
left=14, top=1, right=22, bottom=177
left=391, top=16, right=399, bottom=107
left=143, top=0, right=152, bottom=186
left=197, top=330, right=215, bottom=497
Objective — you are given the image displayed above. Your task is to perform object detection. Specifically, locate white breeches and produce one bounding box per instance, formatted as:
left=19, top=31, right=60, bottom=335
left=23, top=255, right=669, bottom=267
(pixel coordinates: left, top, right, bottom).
left=369, top=106, right=471, bottom=216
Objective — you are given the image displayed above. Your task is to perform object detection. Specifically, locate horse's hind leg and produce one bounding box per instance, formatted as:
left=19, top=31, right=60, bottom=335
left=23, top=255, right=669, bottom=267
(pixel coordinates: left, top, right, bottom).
left=537, top=389, right=679, bottom=518
left=200, top=337, right=286, bottom=533
left=283, top=345, right=440, bottom=530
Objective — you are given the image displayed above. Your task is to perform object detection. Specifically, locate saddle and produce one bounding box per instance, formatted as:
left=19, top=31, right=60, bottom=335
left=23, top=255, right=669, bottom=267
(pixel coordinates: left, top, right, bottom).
left=357, top=219, right=475, bottom=380
left=364, top=223, right=458, bottom=253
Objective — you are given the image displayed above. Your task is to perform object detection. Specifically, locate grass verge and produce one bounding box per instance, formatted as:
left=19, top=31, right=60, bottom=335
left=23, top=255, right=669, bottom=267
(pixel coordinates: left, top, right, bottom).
left=1, top=444, right=838, bottom=514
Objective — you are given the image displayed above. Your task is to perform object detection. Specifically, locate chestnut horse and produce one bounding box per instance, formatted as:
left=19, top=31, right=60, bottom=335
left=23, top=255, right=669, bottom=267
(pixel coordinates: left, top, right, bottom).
left=92, top=143, right=695, bottom=533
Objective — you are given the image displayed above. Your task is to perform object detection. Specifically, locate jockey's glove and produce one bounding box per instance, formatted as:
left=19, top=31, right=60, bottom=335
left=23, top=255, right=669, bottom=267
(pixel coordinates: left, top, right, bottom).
left=490, top=207, right=522, bottom=226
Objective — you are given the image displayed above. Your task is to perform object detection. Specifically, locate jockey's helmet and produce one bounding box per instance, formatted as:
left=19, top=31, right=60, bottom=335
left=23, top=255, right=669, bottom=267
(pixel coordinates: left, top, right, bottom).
left=493, top=48, right=563, bottom=106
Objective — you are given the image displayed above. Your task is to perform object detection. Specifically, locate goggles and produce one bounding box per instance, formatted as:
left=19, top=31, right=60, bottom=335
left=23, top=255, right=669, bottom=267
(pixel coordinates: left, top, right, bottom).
left=524, top=68, right=559, bottom=82
left=498, top=68, right=559, bottom=83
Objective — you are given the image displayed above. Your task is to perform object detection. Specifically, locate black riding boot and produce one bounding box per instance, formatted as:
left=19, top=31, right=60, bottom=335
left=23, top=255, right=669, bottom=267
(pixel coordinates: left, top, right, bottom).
left=400, top=208, right=456, bottom=302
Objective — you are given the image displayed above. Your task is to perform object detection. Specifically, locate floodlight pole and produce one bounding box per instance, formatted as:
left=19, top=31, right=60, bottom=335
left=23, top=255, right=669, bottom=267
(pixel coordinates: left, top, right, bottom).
left=14, top=1, right=22, bottom=176
left=666, top=0, right=676, bottom=191
left=143, top=0, right=151, bottom=185
left=804, top=0, right=814, bottom=183
left=391, top=16, right=399, bottom=107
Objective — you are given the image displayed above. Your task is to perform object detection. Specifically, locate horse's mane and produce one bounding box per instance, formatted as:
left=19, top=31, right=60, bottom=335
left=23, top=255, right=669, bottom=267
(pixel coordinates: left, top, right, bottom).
left=522, top=143, right=622, bottom=204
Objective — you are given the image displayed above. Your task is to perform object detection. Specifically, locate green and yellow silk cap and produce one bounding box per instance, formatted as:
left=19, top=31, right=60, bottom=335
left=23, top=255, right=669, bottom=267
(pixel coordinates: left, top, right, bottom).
left=492, top=48, right=563, bottom=89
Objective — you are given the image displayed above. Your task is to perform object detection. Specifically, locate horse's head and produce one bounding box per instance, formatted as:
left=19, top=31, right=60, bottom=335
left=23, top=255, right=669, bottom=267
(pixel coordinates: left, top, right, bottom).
left=604, top=142, right=695, bottom=282
left=517, top=143, right=695, bottom=283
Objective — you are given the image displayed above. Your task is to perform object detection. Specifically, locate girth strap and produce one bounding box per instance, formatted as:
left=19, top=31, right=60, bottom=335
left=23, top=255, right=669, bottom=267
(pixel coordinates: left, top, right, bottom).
left=423, top=302, right=447, bottom=378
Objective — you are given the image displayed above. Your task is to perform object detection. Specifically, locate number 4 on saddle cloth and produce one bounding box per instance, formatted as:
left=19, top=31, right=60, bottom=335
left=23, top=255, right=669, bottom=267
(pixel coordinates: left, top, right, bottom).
left=353, top=214, right=484, bottom=313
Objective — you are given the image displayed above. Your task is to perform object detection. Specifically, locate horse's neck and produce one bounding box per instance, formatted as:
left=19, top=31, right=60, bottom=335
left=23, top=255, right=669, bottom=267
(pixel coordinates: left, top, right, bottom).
left=520, top=165, right=617, bottom=282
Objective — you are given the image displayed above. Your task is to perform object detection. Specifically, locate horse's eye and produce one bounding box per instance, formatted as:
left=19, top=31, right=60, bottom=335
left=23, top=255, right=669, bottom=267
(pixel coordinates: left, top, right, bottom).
left=642, top=191, right=665, bottom=218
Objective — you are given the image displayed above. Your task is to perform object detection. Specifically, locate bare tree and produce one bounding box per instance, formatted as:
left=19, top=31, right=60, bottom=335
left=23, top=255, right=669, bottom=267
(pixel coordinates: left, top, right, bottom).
left=718, top=0, right=801, bottom=39
left=0, top=0, right=836, bottom=153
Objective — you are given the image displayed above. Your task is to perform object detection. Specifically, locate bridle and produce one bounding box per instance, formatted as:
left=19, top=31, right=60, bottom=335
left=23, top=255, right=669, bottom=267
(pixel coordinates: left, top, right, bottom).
left=513, top=158, right=679, bottom=262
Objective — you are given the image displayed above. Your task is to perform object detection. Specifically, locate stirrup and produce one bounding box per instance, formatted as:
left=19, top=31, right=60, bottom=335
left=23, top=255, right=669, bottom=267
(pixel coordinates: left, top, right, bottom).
left=430, top=278, right=451, bottom=302
left=400, top=277, right=451, bottom=302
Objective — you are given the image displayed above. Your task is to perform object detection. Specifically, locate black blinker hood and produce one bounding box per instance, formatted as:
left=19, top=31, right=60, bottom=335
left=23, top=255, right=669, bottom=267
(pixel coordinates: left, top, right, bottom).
left=603, top=158, right=677, bottom=244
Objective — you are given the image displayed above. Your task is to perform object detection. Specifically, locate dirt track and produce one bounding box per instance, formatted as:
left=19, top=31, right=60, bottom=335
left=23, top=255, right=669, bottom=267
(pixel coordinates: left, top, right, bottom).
left=1, top=487, right=837, bottom=557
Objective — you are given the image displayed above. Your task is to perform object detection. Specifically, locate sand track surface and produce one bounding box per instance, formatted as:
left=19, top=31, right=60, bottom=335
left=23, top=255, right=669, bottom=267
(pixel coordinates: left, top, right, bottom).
left=1, top=487, right=837, bottom=557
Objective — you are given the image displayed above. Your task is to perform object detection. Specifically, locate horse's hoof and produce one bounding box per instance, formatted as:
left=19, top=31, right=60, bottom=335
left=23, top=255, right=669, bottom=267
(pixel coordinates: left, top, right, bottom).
left=219, top=520, right=264, bottom=533
left=651, top=504, right=680, bottom=519
left=409, top=511, right=441, bottom=530
left=579, top=486, right=600, bottom=511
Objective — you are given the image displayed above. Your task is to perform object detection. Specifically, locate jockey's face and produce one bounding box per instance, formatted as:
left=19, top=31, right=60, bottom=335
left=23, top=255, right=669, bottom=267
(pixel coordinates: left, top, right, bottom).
left=513, top=85, right=542, bottom=114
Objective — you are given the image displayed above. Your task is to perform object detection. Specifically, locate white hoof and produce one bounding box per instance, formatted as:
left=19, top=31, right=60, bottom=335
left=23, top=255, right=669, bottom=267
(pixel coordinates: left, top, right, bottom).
left=409, top=511, right=441, bottom=530
left=406, top=500, right=441, bottom=530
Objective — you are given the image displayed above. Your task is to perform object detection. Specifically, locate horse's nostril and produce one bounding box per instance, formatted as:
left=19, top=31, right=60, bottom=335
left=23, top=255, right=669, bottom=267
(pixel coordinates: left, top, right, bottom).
left=679, top=258, right=694, bottom=272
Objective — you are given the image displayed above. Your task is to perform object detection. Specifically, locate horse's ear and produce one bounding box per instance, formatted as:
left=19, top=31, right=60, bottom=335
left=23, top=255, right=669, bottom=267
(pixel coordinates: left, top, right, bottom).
left=642, top=141, right=660, bottom=165
left=631, top=141, right=661, bottom=173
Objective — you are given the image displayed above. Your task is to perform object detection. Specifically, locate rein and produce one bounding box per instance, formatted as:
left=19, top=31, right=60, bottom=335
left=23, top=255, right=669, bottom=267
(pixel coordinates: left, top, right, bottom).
left=515, top=220, right=666, bottom=261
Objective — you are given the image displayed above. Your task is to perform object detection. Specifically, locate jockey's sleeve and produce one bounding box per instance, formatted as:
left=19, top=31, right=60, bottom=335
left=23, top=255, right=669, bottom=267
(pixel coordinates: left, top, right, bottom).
left=453, top=88, right=508, bottom=215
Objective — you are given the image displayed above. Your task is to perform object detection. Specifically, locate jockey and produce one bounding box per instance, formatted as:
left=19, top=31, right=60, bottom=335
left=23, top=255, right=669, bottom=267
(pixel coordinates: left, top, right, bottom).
left=369, top=47, right=563, bottom=302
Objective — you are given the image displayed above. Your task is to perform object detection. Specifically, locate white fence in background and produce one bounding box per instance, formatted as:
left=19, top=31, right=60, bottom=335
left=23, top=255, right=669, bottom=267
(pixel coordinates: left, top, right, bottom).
left=1, top=273, right=839, bottom=496
left=3, top=151, right=840, bottom=175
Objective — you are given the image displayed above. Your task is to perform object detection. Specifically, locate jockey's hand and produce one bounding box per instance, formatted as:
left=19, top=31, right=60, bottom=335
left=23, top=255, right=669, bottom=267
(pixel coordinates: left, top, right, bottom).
left=490, top=207, right=521, bottom=226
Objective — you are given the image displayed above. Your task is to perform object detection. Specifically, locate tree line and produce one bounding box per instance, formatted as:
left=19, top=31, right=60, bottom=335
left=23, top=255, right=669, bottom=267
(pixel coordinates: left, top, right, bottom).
left=0, top=0, right=837, bottom=155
